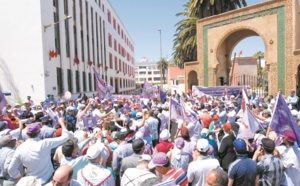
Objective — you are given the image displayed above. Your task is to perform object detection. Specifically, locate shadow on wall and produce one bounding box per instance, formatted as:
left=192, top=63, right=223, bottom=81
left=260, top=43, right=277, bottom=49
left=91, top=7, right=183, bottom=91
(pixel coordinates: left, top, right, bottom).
left=0, top=57, right=22, bottom=104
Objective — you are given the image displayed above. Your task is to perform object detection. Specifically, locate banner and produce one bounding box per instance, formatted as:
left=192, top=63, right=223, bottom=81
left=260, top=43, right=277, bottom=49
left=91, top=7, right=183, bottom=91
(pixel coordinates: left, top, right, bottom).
left=0, top=89, right=7, bottom=109
left=92, top=67, right=112, bottom=99
left=142, top=81, right=156, bottom=99
left=170, top=98, right=185, bottom=120
left=47, top=109, right=59, bottom=127
left=192, top=85, right=249, bottom=97
left=82, top=115, right=98, bottom=128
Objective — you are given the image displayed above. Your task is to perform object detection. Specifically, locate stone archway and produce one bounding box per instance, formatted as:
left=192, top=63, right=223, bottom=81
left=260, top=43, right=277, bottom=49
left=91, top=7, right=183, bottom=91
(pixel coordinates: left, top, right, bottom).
left=188, top=70, right=198, bottom=90
left=215, top=28, right=267, bottom=86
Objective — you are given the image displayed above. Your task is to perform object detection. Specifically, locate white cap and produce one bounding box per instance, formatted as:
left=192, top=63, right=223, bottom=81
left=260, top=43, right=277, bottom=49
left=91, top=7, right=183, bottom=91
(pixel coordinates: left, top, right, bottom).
left=291, top=109, right=298, bottom=117
left=136, top=112, right=143, bottom=118
left=139, top=154, right=152, bottom=162
left=87, top=143, right=106, bottom=159
left=196, top=139, right=209, bottom=152
left=135, top=131, right=143, bottom=139
left=230, top=95, right=235, bottom=98
left=160, top=129, right=170, bottom=140
left=16, top=176, right=42, bottom=186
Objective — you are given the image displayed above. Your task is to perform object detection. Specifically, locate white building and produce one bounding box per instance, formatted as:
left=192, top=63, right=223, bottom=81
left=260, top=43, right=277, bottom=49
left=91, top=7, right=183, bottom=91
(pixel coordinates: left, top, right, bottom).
left=0, top=0, right=135, bottom=103
left=135, top=58, right=162, bottom=85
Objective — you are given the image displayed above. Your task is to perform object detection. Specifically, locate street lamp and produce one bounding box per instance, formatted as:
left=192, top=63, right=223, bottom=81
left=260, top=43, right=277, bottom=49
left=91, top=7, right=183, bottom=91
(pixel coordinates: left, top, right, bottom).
left=44, top=15, right=72, bottom=31
left=158, top=29, right=163, bottom=86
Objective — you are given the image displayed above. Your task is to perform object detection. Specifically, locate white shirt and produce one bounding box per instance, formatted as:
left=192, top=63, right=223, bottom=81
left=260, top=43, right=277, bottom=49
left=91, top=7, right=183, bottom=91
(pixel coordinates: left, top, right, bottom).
left=8, top=129, right=71, bottom=184
left=277, top=145, right=300, bottom=186
left=187, top=156, right=220, bottom=186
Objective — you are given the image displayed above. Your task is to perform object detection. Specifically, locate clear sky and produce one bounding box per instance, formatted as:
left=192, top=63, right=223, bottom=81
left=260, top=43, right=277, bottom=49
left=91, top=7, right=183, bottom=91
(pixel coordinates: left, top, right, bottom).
left=109, top=0, right=266, bottom=62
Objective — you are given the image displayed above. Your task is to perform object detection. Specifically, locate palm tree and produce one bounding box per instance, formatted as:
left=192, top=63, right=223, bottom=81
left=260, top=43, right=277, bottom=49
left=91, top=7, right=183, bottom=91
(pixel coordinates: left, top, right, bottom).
left=253, top=51, right=265, bottom=87
left=173, top=0, right=247, bottom=68
left=157, top=58, right=169, bottom=84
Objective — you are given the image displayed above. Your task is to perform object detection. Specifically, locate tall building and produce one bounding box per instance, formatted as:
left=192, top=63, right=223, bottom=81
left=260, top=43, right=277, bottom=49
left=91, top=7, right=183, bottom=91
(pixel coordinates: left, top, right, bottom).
left=135, top=58, right=162, bottom=85
left=0, top=0, right=135, bottom=103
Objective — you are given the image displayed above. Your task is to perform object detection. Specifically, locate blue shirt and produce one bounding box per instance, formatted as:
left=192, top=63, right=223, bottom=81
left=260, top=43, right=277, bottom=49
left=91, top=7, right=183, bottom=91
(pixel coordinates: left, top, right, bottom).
left=228, top=154, right=258, bottom=186
left=146, top=117, right=159, bottom=140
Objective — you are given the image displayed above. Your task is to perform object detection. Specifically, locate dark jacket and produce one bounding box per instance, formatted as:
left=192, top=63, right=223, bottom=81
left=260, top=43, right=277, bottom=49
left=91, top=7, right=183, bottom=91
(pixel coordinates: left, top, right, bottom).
left=218, top=134, right=236, bottom=171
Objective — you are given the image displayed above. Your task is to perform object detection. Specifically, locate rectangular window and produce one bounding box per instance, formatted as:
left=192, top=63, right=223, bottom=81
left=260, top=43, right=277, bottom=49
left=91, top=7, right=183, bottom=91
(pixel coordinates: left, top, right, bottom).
left=148, top=78, right=152, bottom=81
left=148, top=71, right=152, bottom=75
left=114, top=39, right=117, bottom=51
left=110, top=77, right=113, bottom=87
left=57, top=68, right=63, bottom=94
left=114, top=56, right=118, bottom=70
left=65, top=20, right=70, bottom=57
left=64, top=0, right=68, bottom=15
left=139, top=72, right=146, bottom=75
left=108, top=33, right=112, bottom=47
left=91, top=7, right=95, bottom=64
left=120, top=78, right=122, bottom=88
left=119, top=59, right=122, bottom=72
left=154, top=77, right=160, bottom=81
left=67, top=69, right=72, bottom=93
left=54, top=12, right=60, bottom=54
left=89, top=73, right=92, bottom=91
left=82, top=72, right=87, bottom=91
left=117, top=24, right=120, bottom=34
left=73, top=26, right=78, bottom=57
left=76, top=70, right=80, bottom=92
left=109, top=53, right=113, bottom=69
left=107, top=10, right=111, bottom=23
left=113, top=18, right=116, bottom=30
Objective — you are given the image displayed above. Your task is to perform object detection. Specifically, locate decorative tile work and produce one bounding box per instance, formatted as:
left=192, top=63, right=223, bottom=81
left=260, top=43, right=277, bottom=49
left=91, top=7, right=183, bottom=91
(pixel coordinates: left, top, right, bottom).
left=203, top=26, right=209, bottom=87
left=277, top=6, right=285, bottom=94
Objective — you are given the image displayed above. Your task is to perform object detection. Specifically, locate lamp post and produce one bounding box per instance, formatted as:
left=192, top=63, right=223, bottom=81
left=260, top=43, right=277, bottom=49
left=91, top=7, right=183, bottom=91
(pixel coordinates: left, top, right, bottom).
left=158, top=29, right=163, bottom=87
left=44, top=15, right=72, bottom=31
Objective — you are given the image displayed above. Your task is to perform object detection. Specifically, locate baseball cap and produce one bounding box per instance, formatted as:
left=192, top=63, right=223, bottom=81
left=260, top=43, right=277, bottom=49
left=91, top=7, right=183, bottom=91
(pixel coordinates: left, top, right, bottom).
left=16, top=176, right=42, bottom=186
left=27, top=122, right=41, bottom=134
left=136, top=112, right=143, bottom=118
left=55, top=128, right=62, bottom=137
left=86, top=143, right=106, bottom=159
left=283, top=130, right=296, bottom=143
left=0, top=135, right=16, bottom=146
left=139, top=154, right=152, bottom=162
left=148, top=152, right=169, bottom=169
left=223, top=123, right=232, bottom=131
left=132, top=139, right=145, bottom=152
left=113, top=131, right=126, bottom=141
left=175, top=137, right=185, bottom=149
left=196, top=139, right=210, bottom=153
left=233, top=138, right=247, bottom=151
left=261, top=138, right=275, bottom=151
left=159, top=129, right=170, bottom=141
left=62, top=139, right=76, bottom=157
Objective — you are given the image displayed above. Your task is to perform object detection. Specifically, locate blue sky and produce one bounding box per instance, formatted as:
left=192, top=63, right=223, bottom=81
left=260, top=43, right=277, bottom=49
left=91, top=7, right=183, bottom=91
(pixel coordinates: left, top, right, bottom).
left=109, top=0, right=266, bottom=62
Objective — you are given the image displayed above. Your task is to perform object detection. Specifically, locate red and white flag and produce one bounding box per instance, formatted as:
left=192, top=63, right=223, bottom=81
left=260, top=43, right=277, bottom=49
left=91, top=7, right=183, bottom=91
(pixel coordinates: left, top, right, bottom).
left=238, top=50, right=243, bottom=57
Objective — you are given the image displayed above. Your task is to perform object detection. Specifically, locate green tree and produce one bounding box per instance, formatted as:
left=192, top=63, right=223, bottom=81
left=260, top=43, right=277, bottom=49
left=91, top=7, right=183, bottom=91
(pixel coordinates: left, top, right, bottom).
left=253, top=51, right=266, bottom=87
left=157, top=58, right=169, bottom=84
left=173, top=0, right=247, bottom=68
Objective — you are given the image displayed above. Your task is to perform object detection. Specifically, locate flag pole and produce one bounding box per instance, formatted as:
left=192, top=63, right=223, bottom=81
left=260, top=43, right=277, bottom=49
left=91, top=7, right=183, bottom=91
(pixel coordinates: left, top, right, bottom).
left=266, top=92, right=280, bottom=138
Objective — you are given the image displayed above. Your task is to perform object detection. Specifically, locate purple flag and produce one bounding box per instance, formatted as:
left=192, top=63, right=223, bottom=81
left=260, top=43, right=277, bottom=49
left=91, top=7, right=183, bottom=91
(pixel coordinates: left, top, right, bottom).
left=82, top=115, right=98, bottom=128
left=142, top=81, right=155, bottom=99
left=47, top=109, right=59, bottom=127
left=93, top=67, right=112, bottom=99
left=158, top=86, right=166, bottom=101
left=269, top=93, right=300, bottom=145
left=0, top=89, right=7, bottom=109
left=170, top=98, right=185, bottom=120
left=179, top=98, right=198, bottom=124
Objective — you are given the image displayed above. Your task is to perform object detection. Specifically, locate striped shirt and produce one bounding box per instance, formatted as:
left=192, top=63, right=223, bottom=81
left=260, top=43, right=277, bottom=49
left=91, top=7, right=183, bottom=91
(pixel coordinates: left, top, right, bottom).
left=162, top=168, right=188, bottom=186
left=257, top=154, right=283, bottom=186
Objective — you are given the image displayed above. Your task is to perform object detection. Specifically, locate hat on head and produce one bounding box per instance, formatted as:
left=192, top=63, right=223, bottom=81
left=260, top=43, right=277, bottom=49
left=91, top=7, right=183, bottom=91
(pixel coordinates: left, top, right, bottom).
left=136, top=112, right=143, bottom=118
left=261, top=138, right=275, bottom=151
left=233, top=138, right=247, bottom=151
left=175, top=137, right=185, bottom=149
left=196, top=139, right=210, bottom=152
left=139, top=154, right=151, bottom=162
left=223, top=123, right=232, bottom=131
left=135, top=131, right=143, bottom=139
left=132, top=138, right=145, bottom=152
left=213, top=115, right=220, bottom=120
left=55, top=128, right=62, bottom=137
left=291, top=110, right=298, bottom=117
left=148, top=152, right=169, bottom=169
left=16, top=176, right=42, bottom=186
left=114, top=131, right=126, bottom=141
left=0, top=135, right=16, bottom=146
left=86, top=143, right=105, bottom=159
left=160, top=129, right=170, bottom=141
left=27, top=123, right=41, bottom=134
left=0, top=121, right=8, bottom=131
left=283, top=130, right=296, bottom=142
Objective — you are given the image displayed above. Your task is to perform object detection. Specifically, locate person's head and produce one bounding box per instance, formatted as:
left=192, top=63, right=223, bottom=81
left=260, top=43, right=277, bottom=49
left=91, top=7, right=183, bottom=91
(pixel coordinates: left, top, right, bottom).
left=26, top=122, right=41, bottom=138
left=283, top=130, right=296, bottom=146
left=195, top=138, right=210, bottom=156
left=51, top=165, right=73, bottom=186
left=0, top=135, right=17, bottom=148
left=114, top=132, right=126, bottom=144
left=261, top=110, right=271, bottom=118
left=86, top=143, right=109, bottom=165
left=137, top=154, right=152, bottom=169
left=180, top=126, right=190, bottom=141
left=132, top=138, right=145, bottom=154
left=159, top=129, right=170, bottom=141
left=212, top=114, right=220, bottom=122
left=205, top=168, right=228, bottom=186
left=233, top=138, right=247, bottom=154
left=148, top=152, right=170, bottom=175
left=223, top=123, right=232, bottom=133
left=62, top=139, right=79, bottom=157
left=16, top=176, right=42, bottom=186
left=291, top=90, right=295, bottom=96
left=261, top=138, right=275, bottom=154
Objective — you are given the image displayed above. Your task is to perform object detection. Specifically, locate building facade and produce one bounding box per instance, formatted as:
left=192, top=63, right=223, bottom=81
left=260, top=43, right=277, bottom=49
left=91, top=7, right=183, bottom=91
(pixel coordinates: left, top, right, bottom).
left=167, top=65, right=185, bottom=94
left=0, top=0, right=135, bottom=103
left=135, top=58, right=162, bottom=85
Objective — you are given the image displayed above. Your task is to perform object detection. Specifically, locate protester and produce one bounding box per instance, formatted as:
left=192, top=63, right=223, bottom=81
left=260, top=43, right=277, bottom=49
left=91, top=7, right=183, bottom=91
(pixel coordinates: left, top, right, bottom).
left=8, top=118, right=71, bottom=185
left=46, top=165, right=81, bottom=186
left=187, top=139, right=220, bottom=185
left=154, top=129, right=174, bottom=154
left=205, top=168, right=228, bottom=186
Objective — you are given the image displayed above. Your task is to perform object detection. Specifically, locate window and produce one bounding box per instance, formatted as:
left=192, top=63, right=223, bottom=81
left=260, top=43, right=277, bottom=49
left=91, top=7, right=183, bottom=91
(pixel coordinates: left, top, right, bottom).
left=54, top=12, right=60, bottom=54
left=107, top=10, right=111, bottom=23
left=82, top=72, right=87, bottom=91
left=65, top=20, right=70, bottom=57
left=110, top=77, right=113, bottom=87
left=108, top=33, right=112, bottom=47
left=119, top=59, right=122, bottom=72
left=109, top=53, right=113, bottom=69
left=148, top=78, right=152, bottom=81
left=114, top=39, right=117, bottom=51
left=154, top=71, right=160, bottom=74
left=148, top=71, right=152, bottom=75
left=121, top=30, right=123, bottom=39
left=154, top=77, right=161, bottom=81
left=113, top=18, right=116, bottom=29
left=76, top=70, right=80, bottom=92
left=67, top=69, right=72, bottom=93
left=139, top=78, right=146, bottom=82
left=117, top=24, right=120, bottom=34
left=89, top=73, right=92, bottom=91
left=64, top=0, right=68, bottom=15
left=114, top=56, right=118, bottom=70
left=120, top=79, right=122, bottom=88
left=139, top=72, right=146, bottom=75
left=57, top=68, right=63, bottom=94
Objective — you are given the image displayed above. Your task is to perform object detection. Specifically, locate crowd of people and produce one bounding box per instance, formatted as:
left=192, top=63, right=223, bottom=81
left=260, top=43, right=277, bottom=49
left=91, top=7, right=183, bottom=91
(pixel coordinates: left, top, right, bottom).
left=0, top=89, right=300, bottom=186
